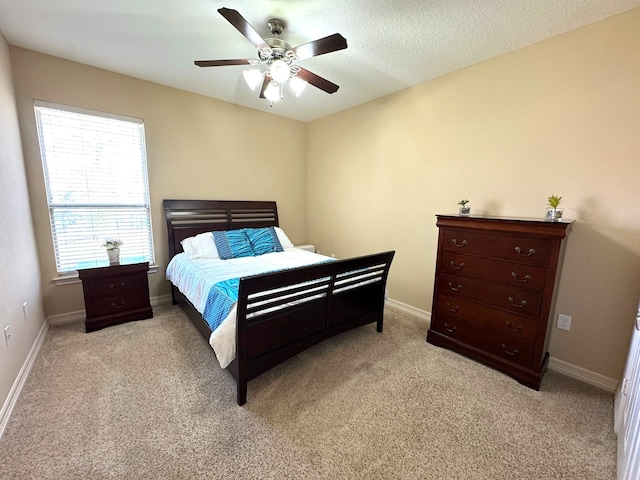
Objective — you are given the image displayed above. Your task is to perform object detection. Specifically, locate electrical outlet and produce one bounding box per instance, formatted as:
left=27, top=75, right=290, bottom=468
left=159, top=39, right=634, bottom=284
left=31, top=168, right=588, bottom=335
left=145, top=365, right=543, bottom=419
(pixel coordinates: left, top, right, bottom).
left=557, top=314, right=572, bottom=331
left=3, top=326, right=11, bottom=346
left=23, top=301, right=28, bottom=321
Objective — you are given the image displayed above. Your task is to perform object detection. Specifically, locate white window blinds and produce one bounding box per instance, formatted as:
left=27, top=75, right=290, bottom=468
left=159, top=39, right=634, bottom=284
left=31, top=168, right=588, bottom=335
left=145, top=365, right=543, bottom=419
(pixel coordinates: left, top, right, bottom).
left=34, top=102, right=154, bottom=274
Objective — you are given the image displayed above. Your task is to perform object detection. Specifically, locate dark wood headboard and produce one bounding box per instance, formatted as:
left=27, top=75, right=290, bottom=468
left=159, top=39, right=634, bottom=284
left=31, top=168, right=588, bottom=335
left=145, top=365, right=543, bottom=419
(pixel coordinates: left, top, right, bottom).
left=163, top=199, right=279, bottom=259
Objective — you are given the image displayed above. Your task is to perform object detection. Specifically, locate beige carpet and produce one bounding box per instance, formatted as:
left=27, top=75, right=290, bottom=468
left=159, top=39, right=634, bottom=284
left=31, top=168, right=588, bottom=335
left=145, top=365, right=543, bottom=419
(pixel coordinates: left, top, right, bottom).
left=0, top=305, right=615, bottom=479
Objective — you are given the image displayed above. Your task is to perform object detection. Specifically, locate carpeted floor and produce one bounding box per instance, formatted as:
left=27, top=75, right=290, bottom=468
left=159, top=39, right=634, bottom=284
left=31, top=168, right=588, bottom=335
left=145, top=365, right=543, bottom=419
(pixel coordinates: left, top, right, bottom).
left=0, top=305, right=616, bottom=479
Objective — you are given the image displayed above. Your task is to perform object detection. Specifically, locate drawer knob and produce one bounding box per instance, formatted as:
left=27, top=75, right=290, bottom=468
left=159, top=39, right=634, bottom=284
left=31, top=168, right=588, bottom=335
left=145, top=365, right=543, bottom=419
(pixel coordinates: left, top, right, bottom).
left=501, top=344, right=520, bottom=356
left=451, top=239, right=467, bottom=248
left=514, top=246, right=536, bottom=257
left=444, top=322, right=457, bottom=333
left=449, top=261, right=465, bottom=270
left=508, top=296, right=528, bottom=308
left=511, top=272, right=532, bottom=283
left=505, top=321, right=523, bottom=333
left=110, top=301, right=126, bottom=309
left=109, top=282, right=126, bottom=290
left=448, top=282, right=462, bottom=292
left=446, top=302, right=460, bottom=313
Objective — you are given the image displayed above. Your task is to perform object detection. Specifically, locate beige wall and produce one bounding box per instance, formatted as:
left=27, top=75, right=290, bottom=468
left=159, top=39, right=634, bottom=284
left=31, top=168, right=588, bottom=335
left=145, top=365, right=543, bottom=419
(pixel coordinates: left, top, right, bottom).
left=10, top=48, right=308, bottom=318
left=0, top=35, right=46, bottom=416
left=307, top=9, right=640, bottom=380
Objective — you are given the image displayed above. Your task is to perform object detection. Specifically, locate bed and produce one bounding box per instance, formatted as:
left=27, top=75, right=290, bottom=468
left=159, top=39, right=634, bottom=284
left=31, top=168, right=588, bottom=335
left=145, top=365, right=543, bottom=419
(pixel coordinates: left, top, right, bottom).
left=163, top=199, right=395, bottom=405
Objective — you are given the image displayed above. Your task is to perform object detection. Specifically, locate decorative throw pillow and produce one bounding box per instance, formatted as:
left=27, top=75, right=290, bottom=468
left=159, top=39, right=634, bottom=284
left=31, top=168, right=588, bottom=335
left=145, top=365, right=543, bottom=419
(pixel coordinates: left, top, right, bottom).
left=244, top=227, right=284, bottom=256
left=212, top=230, right=254, bottom=260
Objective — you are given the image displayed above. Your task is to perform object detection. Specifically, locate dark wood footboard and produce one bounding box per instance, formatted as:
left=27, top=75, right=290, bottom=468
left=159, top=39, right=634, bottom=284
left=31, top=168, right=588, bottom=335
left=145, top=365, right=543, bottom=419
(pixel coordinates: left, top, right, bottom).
left=232, top=250, right=394, bottom=404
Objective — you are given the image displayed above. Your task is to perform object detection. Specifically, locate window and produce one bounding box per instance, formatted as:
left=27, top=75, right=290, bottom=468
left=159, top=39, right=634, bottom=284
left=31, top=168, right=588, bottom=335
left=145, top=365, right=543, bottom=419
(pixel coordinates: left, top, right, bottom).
left=34, top=101, right=154, bottom=274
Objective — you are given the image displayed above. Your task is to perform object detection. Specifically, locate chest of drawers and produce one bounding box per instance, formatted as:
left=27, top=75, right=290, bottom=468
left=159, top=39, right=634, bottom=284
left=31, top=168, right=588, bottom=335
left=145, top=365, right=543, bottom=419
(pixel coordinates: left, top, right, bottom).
left=426, top=215, right=571, bottom=389
left=79, top=262, right=153, bottom=332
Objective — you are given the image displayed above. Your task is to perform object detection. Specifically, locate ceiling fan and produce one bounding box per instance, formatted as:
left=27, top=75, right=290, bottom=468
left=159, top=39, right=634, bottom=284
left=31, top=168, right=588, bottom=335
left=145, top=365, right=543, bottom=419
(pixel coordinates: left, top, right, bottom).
left=195, top=8, right=348, bottom=103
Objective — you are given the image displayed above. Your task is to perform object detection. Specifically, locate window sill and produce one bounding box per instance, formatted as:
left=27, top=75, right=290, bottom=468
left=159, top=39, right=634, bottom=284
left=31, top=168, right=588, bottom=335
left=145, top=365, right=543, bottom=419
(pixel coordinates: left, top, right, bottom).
left=52, top=264, right=159, bottom=286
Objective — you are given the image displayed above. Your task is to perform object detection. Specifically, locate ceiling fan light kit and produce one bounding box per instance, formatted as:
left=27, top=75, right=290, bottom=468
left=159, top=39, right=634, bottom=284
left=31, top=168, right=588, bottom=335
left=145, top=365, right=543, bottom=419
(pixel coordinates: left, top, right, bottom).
left=194, top=7, right=347, bottom=105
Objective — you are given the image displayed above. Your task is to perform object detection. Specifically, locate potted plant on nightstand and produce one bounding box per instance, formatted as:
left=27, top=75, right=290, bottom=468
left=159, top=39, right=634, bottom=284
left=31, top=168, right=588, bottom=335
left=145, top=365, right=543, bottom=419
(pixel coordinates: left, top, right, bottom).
left=103, top=238, right=123, bottom=265
left=545, top=195, right=563, bottom=221
left=457, top=199, right=470, bottom=216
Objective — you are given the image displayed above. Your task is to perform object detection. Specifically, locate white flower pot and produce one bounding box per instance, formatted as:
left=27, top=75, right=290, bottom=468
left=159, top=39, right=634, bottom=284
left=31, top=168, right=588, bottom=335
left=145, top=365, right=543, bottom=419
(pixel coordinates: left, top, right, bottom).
left=107, top=248, right=120, bottom=265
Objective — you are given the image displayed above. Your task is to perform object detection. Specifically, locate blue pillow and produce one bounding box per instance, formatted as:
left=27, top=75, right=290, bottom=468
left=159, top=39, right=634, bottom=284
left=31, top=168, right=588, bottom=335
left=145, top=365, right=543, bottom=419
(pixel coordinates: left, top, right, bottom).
left=212, top=230, right=254, bottom=260
left=244, top=227, right=284, bottom=256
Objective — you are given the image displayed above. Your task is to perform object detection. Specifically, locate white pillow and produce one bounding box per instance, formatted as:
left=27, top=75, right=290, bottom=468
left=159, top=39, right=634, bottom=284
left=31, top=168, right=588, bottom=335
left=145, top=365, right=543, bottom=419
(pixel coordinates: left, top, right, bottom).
left=180, top=236, right=199, bottom=258
left=275, top=227, right=294, bottom=249
left=193, top=232, right=220, bottom=258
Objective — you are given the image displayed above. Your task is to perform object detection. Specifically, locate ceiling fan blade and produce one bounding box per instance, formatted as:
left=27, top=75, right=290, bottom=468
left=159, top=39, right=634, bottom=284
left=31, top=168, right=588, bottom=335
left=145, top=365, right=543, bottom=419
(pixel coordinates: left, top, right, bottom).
left=296, top=68, right=340, bottom=94
left=259, top=76, right=270, bottom=99
left=194, top=59, right=254, bottom=67
left=292, top=33, right=347, bottom=61
left=218, top=8, right=270, bottom=52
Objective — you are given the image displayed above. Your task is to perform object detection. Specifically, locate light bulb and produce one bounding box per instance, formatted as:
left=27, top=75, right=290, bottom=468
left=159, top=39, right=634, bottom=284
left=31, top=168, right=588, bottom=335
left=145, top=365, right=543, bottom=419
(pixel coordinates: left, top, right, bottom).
left=243, top=69, right=263, bottom=90
left=264, top=81, right=281, bottom=102
left=270, top=60, right=290, bottom=83
left=289, top=76, right=307, bottom=97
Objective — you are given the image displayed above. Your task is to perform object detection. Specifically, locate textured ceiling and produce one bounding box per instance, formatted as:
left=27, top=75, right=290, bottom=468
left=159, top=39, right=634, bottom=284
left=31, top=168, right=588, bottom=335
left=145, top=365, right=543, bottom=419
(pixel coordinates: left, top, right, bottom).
left=0, top=0, right=639, bottom=122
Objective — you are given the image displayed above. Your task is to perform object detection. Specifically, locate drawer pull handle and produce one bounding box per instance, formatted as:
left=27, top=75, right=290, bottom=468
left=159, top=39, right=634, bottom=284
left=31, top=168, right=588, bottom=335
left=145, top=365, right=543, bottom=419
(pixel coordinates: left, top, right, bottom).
left=514, top=246, right=535, bottom=257
left=505, top=321, right=523, bottom=333
left=508, top=296, right=528, bottom=308
left=501, top=344, right=520, bottom=356
left=511, top=272, right=532, bottom=283
left=448, top=282, right=462, bottom=292
left=446, top=302, right=460, bottom=313
left=450, top=261, right=465, bottom=270
left=110, top=301, right=126, bottom=309
left=452, top=239, right=467, bottom=248
left=444, top=322, right=457, bottom=333
left=109, top=282, right=126, bottom=290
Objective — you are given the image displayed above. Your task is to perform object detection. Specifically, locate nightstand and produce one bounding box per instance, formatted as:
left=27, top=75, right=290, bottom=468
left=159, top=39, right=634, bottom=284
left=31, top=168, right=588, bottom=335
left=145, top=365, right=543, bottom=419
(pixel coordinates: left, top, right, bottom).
left=79, top=262, right=153, bottom=332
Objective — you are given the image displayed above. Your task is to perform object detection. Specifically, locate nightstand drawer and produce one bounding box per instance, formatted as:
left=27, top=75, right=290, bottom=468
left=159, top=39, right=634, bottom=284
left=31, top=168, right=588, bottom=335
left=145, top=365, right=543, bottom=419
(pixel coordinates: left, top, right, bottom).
left=87, top=273, right=146, bottom=296
left=442, top=229, right=552, bottom=266
left=88, top=292, right=149, bottom=317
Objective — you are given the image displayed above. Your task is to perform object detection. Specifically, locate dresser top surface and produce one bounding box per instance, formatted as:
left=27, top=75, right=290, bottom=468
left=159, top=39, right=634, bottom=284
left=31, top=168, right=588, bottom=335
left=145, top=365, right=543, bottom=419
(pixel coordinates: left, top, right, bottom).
left=436, top=214, right=572, bottom=238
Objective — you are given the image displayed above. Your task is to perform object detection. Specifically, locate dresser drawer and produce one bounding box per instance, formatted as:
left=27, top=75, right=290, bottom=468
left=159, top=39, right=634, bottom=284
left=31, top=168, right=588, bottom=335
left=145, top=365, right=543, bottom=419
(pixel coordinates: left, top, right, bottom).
left=86, top=273, right=145, bottom=297
left=439, top=272, right=543, bottom=319
left=437, top=294, right=539, bottom=343
left=442, top=229, right=551, bottom=266
left=431, top=316, right=534, bottom=368
left=440, top=252, right=548, bottom=292
left=87, top=291, right=149, bottom=317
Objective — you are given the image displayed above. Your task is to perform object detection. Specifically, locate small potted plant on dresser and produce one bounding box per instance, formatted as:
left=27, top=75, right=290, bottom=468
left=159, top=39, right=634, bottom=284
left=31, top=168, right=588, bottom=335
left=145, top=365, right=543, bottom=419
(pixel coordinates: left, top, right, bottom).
left=457, top=199, right=470, bottom=216
left=545, top=195, right=563, bottom=221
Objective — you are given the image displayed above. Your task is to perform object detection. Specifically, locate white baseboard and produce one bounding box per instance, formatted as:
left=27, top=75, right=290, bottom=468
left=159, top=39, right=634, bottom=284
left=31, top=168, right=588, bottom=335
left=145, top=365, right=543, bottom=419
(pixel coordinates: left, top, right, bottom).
left=386, top=298, right=616, bottom=393
left=386, top=298, right=431, bottom=322
left=0, top=319, right=49, bottom=439
left=548, top=357, right=618, bottom=393
left=47, top=309, right=85, bottom=326
left=47, top=293, right=173, bottom=326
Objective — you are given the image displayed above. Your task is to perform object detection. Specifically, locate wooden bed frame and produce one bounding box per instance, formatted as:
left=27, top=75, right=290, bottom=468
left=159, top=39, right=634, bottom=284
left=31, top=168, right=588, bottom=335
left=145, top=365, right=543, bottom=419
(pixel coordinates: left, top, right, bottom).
left=163, top=199, right=395, bottom=405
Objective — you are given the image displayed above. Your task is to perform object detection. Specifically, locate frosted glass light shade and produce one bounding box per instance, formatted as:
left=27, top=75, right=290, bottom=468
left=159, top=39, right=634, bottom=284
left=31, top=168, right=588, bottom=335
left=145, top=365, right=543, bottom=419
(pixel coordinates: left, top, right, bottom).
left=290, top=76, right=307, bottom=97
left=264, top=82, right=281, bottom=102
left=270, top=60, right=290, bottom=83
left=243, top=69, right=263, bottom=90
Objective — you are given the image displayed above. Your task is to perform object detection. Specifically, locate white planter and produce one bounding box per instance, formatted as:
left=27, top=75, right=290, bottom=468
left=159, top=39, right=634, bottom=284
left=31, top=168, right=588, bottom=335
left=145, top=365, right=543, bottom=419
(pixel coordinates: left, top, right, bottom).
left=107, top=248, right=120, bottom=265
